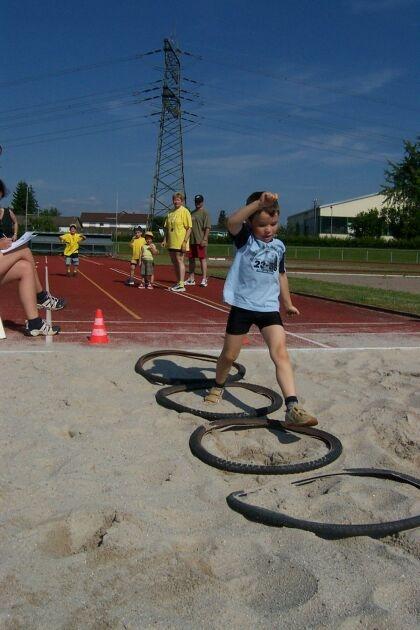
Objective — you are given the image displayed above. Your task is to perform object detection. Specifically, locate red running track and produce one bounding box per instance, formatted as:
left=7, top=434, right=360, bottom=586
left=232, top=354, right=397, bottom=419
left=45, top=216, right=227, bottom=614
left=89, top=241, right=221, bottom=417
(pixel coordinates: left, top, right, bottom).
left=1, top=255, right=419, bottom=350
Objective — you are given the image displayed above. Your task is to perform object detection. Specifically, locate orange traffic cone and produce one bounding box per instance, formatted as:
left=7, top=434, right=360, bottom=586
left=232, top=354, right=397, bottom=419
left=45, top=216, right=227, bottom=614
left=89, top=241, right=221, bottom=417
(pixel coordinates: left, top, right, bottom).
left=89, top=309, right=110, bottom=344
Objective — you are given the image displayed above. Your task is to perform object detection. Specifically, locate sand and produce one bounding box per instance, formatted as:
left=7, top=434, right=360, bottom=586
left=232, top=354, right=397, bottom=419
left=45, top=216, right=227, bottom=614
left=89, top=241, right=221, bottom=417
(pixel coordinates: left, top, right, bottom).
left=1, top=346, right=419, bottom=628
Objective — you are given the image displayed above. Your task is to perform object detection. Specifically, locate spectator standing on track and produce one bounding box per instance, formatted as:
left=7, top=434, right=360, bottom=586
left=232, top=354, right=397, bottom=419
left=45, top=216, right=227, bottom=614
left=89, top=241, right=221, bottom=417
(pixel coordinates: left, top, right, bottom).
left=0, top=178, right=65, bottom=336
left=125, top=226, right=145, bottom=286
left=139, top=231, right=158, bottom=289
left=59, top=224, right=86, bottom=278
left=204, top=191, right=318, bottom=428
left=0, top=181, right=18, bottom=241
left=163, top=192, right=192, bottom=293
left=185, top=194, right=211, bottom=288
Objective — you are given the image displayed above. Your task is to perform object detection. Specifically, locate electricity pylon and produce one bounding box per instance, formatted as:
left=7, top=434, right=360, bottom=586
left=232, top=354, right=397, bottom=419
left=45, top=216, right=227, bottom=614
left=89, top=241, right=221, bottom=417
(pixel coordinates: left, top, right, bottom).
left=148, top=39, right=185, bottom=224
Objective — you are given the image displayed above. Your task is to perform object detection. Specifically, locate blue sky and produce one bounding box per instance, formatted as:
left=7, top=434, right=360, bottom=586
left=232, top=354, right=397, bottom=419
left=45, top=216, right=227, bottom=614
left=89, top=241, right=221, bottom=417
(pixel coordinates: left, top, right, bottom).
left=1, top=0, right=419, bottom=224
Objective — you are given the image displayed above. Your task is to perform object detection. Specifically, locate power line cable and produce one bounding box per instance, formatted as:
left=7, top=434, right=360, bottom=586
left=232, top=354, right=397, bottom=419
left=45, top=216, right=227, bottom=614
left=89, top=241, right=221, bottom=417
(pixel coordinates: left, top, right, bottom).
left=0, top=49, right=162, bottom=89
left=182, top=50, right=419, bottom=114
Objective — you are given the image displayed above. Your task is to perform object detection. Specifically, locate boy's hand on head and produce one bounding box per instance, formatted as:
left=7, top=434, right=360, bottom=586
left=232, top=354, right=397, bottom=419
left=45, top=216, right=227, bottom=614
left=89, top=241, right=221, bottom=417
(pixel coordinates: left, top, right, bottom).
left=285, top=305, right=300, bottom=316
left=258, top=192, right=278, bottom=209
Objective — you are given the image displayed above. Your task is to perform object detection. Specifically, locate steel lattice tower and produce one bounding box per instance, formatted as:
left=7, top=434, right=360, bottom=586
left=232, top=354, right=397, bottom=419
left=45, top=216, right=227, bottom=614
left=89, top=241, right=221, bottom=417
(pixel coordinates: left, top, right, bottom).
left=148, top=39, right=185, bottom=224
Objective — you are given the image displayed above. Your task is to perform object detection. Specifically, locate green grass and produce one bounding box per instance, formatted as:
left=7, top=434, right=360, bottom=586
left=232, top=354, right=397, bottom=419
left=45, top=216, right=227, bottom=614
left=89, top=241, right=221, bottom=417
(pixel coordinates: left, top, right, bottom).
left=208, top=268, right=420, bottom=316
left=288, top=277, right=419, bottom=316
left=113, top=242, right=233, bottom=262
left=114, top=242, right=420, bottom=265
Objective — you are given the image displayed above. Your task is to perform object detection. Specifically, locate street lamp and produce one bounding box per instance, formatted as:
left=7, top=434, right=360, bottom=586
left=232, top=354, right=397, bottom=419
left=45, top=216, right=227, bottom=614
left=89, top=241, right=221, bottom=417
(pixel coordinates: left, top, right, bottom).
left=330, top=205, right=333, bottom=236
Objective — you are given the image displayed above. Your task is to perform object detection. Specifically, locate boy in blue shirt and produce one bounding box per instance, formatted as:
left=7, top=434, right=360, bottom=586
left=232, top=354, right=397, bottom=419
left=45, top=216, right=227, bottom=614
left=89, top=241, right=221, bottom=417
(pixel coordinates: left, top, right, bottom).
left=205, top=191, right=317, bottom=427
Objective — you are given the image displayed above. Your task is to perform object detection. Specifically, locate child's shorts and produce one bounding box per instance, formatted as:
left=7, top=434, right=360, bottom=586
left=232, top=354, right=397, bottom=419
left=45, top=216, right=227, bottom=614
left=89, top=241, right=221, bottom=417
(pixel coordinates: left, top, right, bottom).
left=65, top=253, right=79, bottom=266
left=141, top=259, right=154, bottom=276
left=226, top=305, right=283, bottom=335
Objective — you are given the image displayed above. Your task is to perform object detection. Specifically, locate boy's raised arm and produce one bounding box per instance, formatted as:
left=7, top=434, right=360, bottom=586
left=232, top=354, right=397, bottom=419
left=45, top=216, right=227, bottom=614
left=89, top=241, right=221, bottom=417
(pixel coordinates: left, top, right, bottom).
left=227, top=192, right=278, bottom=235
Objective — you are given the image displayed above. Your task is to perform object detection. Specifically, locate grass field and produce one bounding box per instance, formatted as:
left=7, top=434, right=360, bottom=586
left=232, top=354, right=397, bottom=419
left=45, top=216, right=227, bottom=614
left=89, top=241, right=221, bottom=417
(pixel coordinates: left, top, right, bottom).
left=114, top=242, right=420, bottom=266
left=208, top=268, right=420, bottom=316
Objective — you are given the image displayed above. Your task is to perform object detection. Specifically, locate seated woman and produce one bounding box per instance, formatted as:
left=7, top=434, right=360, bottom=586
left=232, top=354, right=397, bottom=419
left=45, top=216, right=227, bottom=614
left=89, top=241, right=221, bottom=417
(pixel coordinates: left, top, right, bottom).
left=0, top=179, right=65, bottom=336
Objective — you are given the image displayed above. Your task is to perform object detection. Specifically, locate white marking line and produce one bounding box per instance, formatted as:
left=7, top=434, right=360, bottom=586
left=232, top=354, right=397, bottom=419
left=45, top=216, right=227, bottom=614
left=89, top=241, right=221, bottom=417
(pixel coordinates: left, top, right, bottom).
left=80, top=256, right=103, bottom=266
left=285, top=331, right=329, bottom=348
left=289, top=321, right=417, bottom=326
left=0, top=350, right=55, bottom=354
left=245, top=346, right=420, bottom=352
left=44, top=261, right=53, bottom=346
left=110, top=267, right=231, bottom=315
left=289, top=272, right=420, bottom=278
left=109, top=266, right=331, bottom=348
left=59, top=331, right=230, bottom=335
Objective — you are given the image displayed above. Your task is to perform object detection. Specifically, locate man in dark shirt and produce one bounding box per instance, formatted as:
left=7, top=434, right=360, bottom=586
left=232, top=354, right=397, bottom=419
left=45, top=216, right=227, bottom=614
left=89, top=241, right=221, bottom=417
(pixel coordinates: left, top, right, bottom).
left=185, top=194, right=211, bottom=287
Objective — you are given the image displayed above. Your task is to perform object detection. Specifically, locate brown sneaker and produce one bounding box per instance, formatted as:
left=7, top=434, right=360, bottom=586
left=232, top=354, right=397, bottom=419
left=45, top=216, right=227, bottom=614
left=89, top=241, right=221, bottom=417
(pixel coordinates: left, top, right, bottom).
left=204, top=386, right=224, bottom=404
left=284, top=404, right=318, bottom=427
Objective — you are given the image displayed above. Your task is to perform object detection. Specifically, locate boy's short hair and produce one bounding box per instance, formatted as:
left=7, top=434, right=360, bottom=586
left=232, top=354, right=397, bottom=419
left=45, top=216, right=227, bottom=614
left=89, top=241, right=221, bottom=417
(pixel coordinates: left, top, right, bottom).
left=172, top=191, right=185, bottom=202
left=134, top=226, right=143, bottom=232
left=69, top=224, right=77, bottom=229
left=246, top=191, right=279, bottom=221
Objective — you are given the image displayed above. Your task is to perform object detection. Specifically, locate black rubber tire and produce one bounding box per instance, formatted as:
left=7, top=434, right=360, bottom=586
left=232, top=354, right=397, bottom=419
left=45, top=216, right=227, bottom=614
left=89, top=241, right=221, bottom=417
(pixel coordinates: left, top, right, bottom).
left=135, top=350, right=246, bottom=386
left=189, top=418, right=343, bottom=474
left=226, top=468, right=420, bottom=538
left=156, top=382, right=282, bottom=420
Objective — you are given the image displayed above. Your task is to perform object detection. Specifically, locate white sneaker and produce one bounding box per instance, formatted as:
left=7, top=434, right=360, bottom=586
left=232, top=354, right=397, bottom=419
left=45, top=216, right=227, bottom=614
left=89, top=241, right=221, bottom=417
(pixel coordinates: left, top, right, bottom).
left=169, top=283, right=186, bottom=292
left=185, top=278, right=195, bottom=286
left=200, top=278, right=208, bottom=287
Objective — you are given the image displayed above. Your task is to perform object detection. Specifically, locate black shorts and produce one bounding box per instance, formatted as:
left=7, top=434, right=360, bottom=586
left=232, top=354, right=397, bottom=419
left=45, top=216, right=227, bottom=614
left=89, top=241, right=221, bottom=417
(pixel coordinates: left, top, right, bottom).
left=226, top=306, right=283, bottom=335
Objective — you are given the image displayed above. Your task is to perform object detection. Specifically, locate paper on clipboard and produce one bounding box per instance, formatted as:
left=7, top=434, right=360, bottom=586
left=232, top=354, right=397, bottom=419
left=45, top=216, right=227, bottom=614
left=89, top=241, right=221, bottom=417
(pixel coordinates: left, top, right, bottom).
left=0, top=231, right=36, bottom=254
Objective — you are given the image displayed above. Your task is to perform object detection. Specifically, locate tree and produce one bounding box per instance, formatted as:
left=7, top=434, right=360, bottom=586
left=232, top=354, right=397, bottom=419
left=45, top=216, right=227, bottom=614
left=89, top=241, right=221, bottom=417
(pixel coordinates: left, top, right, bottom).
left=40, top=206, right=60, bottom=217
left=351, top=208, right=385, bottom=238
left=217, top=210, right=227, bottom=228
left=11, top=181, right=39, bottom=215
left=380, top=138, right=420, bottom=239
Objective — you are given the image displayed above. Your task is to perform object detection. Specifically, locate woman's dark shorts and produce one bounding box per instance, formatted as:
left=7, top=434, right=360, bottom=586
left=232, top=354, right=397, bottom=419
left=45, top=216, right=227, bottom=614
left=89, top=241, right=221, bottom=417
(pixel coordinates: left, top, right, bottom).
left=226, top=306, right=283, bottom=335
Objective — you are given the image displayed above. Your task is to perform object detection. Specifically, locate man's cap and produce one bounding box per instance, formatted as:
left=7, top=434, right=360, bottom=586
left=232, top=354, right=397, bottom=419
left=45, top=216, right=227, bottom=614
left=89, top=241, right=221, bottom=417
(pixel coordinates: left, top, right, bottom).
left=194, top=194, right=204, bottom=203
left=145, top=231, right=153, bottom=237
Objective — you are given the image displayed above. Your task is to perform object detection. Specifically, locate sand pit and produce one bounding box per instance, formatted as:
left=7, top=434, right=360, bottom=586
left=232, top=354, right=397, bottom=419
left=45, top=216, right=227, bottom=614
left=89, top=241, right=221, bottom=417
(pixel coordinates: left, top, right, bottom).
left=1, top=346, right=419, bottom=628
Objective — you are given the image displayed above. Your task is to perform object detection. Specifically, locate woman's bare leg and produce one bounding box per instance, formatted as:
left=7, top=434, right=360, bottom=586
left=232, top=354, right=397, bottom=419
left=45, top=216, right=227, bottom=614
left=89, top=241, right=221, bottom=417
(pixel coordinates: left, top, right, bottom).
left=0, top=259, right=38, bottom=319
left=176, top=251, right=185, bottom=283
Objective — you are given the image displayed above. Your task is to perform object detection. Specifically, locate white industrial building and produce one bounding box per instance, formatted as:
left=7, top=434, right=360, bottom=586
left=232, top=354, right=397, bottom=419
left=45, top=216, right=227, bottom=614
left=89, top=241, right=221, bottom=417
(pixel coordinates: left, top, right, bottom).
left=287, top=193, right=386, bottom=238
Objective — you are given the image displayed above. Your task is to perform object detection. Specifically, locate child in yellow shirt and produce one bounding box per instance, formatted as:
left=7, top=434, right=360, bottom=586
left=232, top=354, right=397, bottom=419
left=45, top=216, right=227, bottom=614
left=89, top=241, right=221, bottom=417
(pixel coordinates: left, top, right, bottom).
left=59, top=224, right=86, bottom=277
left=139, top=231, right=158, bottom=289
left=126, top=226, right=145, bottom=286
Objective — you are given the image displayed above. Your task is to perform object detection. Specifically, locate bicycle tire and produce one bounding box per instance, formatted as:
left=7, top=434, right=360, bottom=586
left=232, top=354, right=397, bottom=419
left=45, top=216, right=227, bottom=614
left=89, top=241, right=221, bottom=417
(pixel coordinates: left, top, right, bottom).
left=226, top=468, right=420, bottom=538
left=135, top=350, right=246, bottom=385
left=156, top=382, right=282, bottom=420
left=189, top=418, right=343, bottom=474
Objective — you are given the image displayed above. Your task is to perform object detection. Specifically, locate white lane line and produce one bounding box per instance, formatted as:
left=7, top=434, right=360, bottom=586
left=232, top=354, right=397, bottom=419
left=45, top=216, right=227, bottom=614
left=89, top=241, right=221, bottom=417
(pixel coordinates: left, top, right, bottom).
left=80, top=257, right=103, bottom=266
left=58, top=331, right=231, bottom=335
left=109, top=268, right=231, bottom=315
left=285, top=331, right=330, bottom=348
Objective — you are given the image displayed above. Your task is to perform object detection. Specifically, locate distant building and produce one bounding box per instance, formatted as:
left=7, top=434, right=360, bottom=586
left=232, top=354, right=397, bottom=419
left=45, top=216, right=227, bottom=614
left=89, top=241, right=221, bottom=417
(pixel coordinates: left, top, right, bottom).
left=287, top=193, right=386, bottom=238
left=80, top=211, right=148, bottom=233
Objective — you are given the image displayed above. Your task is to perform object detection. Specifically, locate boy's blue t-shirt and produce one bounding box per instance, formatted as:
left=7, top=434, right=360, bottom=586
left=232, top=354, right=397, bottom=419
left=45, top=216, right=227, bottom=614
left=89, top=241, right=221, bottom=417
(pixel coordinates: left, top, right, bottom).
left=223, top=223, right=286, bottom=312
